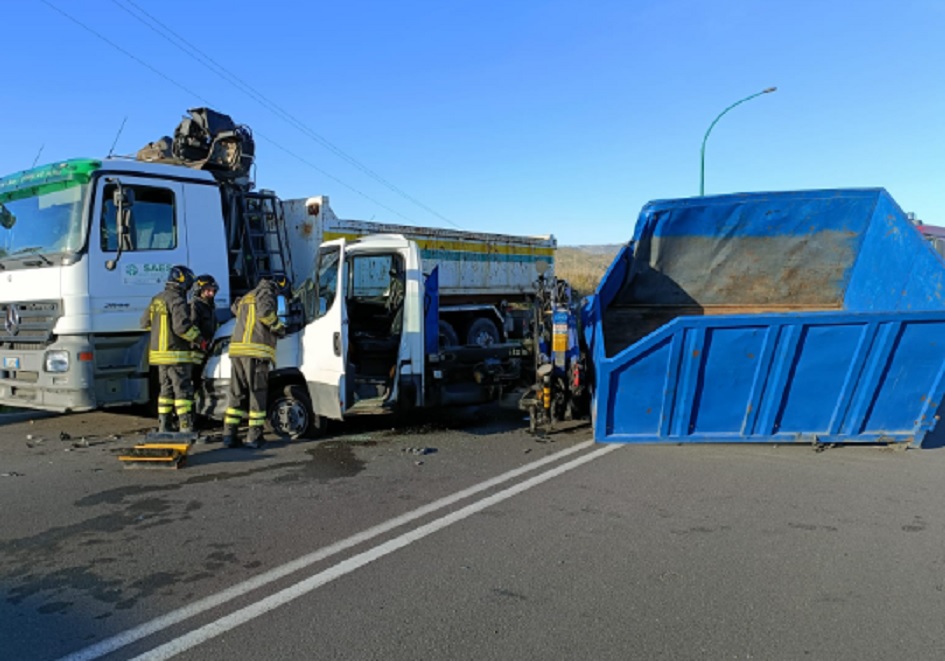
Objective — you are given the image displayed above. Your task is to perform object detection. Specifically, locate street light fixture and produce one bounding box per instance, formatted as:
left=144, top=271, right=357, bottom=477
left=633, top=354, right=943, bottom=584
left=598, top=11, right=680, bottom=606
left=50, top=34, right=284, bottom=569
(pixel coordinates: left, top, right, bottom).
left=700, top=87, right=777, bottom=196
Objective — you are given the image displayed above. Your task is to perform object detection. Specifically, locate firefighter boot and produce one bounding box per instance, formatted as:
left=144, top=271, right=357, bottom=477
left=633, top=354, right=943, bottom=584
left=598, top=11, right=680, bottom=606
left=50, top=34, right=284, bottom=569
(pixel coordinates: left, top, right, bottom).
left=178, top=412, right=195, bottom=434
left=222, top=425, right=242, bottom=448
left=157, top=413, right=173, bottom=433
left=246, top=425, right=266, bottom=449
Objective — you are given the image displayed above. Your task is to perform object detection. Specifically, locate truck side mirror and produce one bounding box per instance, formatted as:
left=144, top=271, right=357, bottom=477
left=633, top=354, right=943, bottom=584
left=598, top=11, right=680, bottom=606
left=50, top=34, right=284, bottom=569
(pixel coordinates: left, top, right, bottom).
left=0, top=203, right=15, bottom=230
left=118, top=189, right=135, bottom=247
left=105, top=180, right=135, bottom=270
left=112, top=186, right=134, bottom=210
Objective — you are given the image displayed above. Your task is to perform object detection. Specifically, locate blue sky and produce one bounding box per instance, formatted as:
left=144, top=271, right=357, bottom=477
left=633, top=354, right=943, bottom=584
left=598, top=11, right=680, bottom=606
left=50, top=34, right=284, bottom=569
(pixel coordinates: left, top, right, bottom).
left=5, top=0, right=945, bottom=245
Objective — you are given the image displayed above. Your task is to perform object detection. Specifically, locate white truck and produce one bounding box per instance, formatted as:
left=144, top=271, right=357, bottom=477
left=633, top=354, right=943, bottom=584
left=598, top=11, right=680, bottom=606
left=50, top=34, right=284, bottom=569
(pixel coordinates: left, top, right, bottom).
left=0, top=109, right=558, bottom=419
left=199, top=230, right=560, bottom=438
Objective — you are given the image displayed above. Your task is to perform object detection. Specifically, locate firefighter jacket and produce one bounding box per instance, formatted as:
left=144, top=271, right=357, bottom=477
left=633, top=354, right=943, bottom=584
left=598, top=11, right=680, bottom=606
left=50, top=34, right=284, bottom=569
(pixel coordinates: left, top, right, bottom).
left=140, top=283, right=202, bottom=365
left=229, top=279, right=285, bottom=363
left=191, top=296, right=218, bottom=353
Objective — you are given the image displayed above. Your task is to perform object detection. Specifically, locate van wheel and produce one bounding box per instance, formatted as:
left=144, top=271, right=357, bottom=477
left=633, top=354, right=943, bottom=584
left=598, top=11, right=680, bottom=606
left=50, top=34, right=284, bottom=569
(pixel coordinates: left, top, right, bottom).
left=438, top=320, right=459, bottom=348
left=466, top=318, right=500, bottom=346
left=268, top=385, right=321, bottom=439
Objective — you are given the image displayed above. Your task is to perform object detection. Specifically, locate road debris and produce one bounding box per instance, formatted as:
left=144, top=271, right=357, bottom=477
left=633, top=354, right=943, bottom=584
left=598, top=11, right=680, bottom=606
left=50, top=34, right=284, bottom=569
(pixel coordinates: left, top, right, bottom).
left=403, top=447, right=437, bottom=455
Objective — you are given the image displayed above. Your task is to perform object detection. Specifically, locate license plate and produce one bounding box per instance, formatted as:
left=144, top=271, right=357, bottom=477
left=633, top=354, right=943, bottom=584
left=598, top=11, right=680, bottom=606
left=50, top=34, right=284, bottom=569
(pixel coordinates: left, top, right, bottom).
left=3, top=357, right=20, bottom=369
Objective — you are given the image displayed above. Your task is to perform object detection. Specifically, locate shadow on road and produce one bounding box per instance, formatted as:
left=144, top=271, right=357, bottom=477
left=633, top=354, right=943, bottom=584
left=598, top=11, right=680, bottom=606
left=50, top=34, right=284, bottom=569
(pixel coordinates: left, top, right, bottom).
left=920, top=398, right=945, bottom=450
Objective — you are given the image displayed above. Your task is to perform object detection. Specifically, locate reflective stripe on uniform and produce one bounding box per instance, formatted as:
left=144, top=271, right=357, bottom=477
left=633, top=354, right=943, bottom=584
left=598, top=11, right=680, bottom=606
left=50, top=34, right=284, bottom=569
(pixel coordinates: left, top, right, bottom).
left=241, top=294, right=256, bottom=346
left=157, top=396, right=174, bottom=414
left=248, top=410, right=266, bottom=427
left=149, top=350, right=197, bottom=365
left=228, top=341, right=276, bottom=360
left=174, top=399, right=193, bottom=414
left=225, top=407, right=246, bottom=425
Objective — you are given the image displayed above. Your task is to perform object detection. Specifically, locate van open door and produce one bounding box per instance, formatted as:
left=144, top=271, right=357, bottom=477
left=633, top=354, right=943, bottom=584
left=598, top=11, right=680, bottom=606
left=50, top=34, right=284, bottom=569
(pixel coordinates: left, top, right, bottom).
left=300, top=239, right=349, bottom=420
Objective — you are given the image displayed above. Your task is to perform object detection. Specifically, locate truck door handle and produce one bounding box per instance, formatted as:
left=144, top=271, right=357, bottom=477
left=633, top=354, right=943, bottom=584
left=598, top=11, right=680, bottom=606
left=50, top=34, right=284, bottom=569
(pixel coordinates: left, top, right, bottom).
left=333, top=332, right=341, bottom=356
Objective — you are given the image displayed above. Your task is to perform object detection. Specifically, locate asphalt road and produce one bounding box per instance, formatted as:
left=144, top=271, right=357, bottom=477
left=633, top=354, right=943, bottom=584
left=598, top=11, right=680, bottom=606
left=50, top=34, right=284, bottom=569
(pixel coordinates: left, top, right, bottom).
left=2, top=408, right=945, bottom=660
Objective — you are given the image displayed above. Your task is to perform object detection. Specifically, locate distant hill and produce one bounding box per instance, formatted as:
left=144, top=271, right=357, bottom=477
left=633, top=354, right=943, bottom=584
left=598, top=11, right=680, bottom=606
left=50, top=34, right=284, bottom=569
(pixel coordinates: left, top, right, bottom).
left=569, top=243, right=624, bottom=255
left=556, top=244, right=623, bottom=296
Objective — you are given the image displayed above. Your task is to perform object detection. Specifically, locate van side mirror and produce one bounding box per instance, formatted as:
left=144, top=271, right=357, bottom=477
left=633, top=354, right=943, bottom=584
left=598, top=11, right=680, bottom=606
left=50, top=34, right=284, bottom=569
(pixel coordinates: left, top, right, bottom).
left=277, top=295, right=287, bottom=324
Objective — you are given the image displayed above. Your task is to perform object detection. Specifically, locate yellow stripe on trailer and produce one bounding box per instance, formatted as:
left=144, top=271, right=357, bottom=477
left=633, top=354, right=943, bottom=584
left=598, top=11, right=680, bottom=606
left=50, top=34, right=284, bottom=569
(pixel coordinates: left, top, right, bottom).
left=322, top=231, right=555, bottom=258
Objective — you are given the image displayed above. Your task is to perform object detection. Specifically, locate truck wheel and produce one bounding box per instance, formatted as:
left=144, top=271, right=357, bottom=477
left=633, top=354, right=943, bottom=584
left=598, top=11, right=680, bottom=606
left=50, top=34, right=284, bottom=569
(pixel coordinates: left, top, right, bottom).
left=466, top=318, right=500, bottom=346
left=268, top=385, right=321, bottom=440
left=439, top=320, right=459, bottom=348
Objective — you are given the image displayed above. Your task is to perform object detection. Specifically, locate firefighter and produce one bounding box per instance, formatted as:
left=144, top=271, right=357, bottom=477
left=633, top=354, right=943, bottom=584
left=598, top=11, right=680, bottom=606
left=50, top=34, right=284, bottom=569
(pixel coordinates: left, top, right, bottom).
left=190, top=274, right=220, bottom=414
left=140, top=265, right=208, bottom=433
left=191, top=274, right=220, bottom=351
left=222, top=273, right=290, bottom=449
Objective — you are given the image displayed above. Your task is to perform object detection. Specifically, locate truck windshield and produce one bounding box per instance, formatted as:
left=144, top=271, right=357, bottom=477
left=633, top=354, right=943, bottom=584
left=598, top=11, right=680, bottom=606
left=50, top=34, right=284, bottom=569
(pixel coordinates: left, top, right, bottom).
left=0, top=187, right=88, bottom=260
left=0, top=159, right=98, bottom=262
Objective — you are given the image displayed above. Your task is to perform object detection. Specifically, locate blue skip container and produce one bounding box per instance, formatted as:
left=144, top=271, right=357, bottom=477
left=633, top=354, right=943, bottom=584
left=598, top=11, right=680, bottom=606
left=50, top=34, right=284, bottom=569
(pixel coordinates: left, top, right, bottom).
left=584, top=189, right=945, bottom=447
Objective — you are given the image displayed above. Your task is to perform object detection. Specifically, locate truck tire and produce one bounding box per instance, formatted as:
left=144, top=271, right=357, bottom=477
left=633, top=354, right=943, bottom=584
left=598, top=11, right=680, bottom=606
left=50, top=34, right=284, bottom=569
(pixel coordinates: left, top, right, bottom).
left=466, top=317, right=500, bottom=346
left=267, top=384, right=323, bottom=439
left=439, top=320, right=459, bottom=348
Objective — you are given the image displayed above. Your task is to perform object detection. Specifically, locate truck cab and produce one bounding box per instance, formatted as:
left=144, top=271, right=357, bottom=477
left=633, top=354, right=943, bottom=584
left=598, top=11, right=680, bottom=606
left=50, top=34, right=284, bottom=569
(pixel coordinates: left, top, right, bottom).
left=306, top=234, right=425, bottom=418
left=0, top=158, right=230, bottom=411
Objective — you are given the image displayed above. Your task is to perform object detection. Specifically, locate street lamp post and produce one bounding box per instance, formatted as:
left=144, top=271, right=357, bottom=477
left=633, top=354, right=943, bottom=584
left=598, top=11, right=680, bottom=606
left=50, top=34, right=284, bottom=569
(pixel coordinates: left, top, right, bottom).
left=700, top=87, right=776, bottom=196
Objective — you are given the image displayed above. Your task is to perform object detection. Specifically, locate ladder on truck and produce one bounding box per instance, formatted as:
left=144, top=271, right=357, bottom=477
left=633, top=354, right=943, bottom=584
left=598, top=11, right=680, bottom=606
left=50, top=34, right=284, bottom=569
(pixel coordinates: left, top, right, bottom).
left=228, top=190, right=294, bottom=298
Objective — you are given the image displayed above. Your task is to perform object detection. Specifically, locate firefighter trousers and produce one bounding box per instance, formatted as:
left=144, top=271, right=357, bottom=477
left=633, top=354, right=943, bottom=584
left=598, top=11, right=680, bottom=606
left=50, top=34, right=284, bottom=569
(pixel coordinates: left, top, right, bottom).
left=157, top=363, right=195, bottom=418
left=224, top=356, right=270, bottom=433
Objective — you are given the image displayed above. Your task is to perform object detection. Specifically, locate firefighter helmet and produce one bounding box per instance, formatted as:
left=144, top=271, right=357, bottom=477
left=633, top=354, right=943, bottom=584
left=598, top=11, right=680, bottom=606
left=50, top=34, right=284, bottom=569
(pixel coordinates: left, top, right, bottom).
left=271, top=273, right=291, bottom=296
left=168, top=265, right=195, bottom=290
left=194, top=273, right=219, bottom=295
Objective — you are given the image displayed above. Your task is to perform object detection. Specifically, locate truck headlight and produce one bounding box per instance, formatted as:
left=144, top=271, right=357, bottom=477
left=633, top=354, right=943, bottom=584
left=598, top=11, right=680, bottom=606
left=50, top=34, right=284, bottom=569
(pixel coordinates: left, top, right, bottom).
left=44, top=350, right=70, bottom=373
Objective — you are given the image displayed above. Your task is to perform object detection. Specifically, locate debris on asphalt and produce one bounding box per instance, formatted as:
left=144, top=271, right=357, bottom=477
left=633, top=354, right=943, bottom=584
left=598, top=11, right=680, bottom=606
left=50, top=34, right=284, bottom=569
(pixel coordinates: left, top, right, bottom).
left=59, top=431, right=71, bottom=441
left=403, top=447, right=437, bottom=455
left=1, top=471, right=24, bottom=477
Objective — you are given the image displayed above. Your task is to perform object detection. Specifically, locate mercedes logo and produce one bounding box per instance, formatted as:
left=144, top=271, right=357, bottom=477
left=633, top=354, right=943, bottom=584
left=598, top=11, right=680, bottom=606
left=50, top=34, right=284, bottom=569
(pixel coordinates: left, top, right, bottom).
left=5, top=304, right=20, bottom=337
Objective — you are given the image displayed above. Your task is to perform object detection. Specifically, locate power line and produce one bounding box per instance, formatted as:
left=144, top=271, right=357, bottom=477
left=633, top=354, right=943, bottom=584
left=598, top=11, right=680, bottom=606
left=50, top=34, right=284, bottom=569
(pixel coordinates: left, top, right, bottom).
left=38, top=0, right=417, bottom=224
left=110, top=0, right=462, bottom=229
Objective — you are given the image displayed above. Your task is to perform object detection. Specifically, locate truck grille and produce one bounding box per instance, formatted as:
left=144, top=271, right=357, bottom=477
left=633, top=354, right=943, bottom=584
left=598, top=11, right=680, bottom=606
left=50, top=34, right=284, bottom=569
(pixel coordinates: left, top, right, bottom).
left=0, top=301, right=62, bottom=348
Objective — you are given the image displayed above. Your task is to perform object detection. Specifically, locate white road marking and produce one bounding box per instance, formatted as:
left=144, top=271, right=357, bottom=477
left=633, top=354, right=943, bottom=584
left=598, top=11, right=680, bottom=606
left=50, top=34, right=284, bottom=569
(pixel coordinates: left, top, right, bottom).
left=128, top=443, right=620, bottom=660
left=60, top=439, right=604, bottom=661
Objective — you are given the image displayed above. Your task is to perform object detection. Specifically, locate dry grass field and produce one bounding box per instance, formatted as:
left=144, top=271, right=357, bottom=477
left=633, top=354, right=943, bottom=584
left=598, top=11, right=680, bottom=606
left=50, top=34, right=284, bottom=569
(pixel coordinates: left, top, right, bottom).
left=555, top=244, right=622, bottom=297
